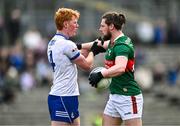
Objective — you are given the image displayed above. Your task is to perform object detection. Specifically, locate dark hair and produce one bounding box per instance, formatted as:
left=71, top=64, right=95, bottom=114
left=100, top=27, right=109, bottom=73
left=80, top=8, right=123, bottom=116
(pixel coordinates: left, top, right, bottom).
left=102, top=12, right=126, bottom=30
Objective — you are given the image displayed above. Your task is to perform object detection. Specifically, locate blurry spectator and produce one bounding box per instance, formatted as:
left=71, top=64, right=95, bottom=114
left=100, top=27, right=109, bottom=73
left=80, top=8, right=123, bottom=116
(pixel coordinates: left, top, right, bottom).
left=167, top=19, right=180, bottom=44
left=135, top=46, right=146, bottom=67
left=153, top=19, right=167, bottom=45
left=0, top=48, right=17, bottom=104
left=17, top=48, right=36, bottom=92
left=152, top=62, right=166, bottom=83
left=24, top=49, right=35, bottom=69
left=167, top=62, right=180, bottom=86
left=6, top=9, right=21, bottom=46
left=0, top=16, right=5, bottom=46
left=135, top=67, right=153, bottom=91
left=20, top=69, right=36, bottom=92
left=23, top=27, right=44, bottom=51
left=136, top=21, right=154, bottom=44
left=0, top=47, right=10, bottom=78
left=9, top=42, right=25, bottom=72
left=36, top=58, right=52, bottom=86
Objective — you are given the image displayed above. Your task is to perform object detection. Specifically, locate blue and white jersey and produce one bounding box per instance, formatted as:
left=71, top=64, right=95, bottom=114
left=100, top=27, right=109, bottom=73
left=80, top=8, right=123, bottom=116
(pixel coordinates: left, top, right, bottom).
left=47, top=33, right=80, bottom=96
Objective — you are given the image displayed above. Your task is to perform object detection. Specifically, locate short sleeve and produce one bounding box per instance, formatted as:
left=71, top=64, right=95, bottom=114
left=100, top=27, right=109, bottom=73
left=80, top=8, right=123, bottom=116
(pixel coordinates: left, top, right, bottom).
left=64, top=41, right=80, bottom=60
left=114, top=44, right=130, bottom=58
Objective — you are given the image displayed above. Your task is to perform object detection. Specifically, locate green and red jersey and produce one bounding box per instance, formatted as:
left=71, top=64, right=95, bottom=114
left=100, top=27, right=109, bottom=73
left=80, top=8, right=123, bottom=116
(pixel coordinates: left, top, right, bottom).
left=105, top=35, right=142, bottom=96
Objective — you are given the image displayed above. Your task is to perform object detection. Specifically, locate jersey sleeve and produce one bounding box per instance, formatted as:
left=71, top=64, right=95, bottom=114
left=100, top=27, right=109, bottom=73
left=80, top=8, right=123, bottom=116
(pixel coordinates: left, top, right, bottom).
left=114, top=44, right=130, bottom=58
left=64, top=41, right=80, bottom=60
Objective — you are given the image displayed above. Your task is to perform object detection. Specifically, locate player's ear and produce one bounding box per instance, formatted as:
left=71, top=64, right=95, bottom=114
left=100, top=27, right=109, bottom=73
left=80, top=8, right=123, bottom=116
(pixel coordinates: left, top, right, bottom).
left=63, top=21, right=68, bottom=29
left=109, top=24, right=114, bottom=30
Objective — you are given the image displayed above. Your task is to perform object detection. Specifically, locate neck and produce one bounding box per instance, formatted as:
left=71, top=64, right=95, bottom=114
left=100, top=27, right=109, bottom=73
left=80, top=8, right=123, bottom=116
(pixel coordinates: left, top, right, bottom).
left=110, top=30, right=123, bottom=43
left=56, top=30, right=69, bottom=39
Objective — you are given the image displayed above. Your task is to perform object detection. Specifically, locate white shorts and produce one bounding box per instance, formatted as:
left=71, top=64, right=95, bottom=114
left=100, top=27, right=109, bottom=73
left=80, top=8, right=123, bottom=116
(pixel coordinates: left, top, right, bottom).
left=104, top=93, right=143, bottom=120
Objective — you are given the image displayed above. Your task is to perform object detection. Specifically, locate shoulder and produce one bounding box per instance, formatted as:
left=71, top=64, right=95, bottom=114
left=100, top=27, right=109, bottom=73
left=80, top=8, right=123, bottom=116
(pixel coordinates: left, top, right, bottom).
left=64, top=40, right=76, bottom=47
left=115, top=36, right=134, bottom=49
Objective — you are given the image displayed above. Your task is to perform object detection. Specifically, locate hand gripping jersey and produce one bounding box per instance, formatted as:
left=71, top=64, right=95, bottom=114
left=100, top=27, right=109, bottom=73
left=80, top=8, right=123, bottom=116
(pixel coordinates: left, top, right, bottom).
left=105, top=35, right=142, bottom=96
left=47, top=34, right=80, bottom=96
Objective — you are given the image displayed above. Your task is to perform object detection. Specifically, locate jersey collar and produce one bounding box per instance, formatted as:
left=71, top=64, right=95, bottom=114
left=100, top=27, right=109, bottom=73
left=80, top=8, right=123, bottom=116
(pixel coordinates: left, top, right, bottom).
left=55, top=33, right=69, bottom=40
left=114, top=33, right=124, bottom=42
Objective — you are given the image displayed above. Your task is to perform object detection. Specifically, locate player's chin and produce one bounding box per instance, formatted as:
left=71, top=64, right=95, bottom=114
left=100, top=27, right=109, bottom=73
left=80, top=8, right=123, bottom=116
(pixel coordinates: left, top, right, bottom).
left=70, top=31, right=77, bottom=37
left=72, top=33, right=77, bottom=37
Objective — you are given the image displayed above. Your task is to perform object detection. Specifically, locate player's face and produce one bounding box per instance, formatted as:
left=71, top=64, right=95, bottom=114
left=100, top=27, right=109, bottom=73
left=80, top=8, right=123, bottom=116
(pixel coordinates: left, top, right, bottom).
left=67, top=16, right=79, bottom=37
left=99, top=19, right=111, bottom=41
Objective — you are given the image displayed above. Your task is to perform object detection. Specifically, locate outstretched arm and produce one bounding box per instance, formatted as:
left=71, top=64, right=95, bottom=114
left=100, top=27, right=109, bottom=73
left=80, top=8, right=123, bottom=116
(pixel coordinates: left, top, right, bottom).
left=77, top=37, right=110, bottom=51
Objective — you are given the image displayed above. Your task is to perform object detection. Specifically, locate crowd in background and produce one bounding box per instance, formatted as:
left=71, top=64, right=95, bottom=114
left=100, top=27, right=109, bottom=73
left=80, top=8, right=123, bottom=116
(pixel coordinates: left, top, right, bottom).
left=0, top=9, right=53, bottom=104
left=0, top=6, right=180, bottom=105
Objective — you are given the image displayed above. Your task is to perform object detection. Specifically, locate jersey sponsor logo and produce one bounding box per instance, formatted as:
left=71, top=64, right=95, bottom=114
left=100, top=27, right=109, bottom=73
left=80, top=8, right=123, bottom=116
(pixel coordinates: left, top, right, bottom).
left=55, top=111, right=69, bottom=117
left=71, top=112, right=74, bottom=118
left=124, top=112, right=132, bottom=115
left=107, top=49, right=112, bottom=56
left=123, top=88, right=128, bottom=92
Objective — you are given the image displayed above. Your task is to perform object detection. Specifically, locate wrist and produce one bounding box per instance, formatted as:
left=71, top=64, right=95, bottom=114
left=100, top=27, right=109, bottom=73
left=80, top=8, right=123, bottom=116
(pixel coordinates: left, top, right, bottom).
left=89, top=51, right=94, bottom=55
left=101, top=69, right=107, bottom=78
left=90, top=48, right=96, bottom=56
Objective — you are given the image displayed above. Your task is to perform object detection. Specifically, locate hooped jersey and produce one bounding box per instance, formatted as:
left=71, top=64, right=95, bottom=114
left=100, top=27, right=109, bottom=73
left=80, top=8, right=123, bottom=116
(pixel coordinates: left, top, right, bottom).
left=47, top=34, right=80, bottom=96
left=105, top=35, right=142, bottom=96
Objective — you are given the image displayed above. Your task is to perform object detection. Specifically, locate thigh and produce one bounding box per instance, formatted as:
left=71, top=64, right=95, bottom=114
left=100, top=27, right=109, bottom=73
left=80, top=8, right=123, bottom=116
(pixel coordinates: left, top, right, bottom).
left=113, top=94, right=143, bottom=120
left=124, top=118, right=142, bottom=126
left=102, top=114, right=122, bottom=126
left=72, top=117, right=80, bottom=126
left=51, top=117, right=80, bottom=126
left=104, top=95, right=121, bottom=118
left=51, top=120, right=70, bottom=126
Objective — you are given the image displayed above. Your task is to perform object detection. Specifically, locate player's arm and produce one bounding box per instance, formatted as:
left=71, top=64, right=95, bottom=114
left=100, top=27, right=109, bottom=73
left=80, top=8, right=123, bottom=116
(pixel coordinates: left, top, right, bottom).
left=77, top=37, right=109, bottom=51
left=102, top=44, right=130, bottom=77
left=88, top=55, right=127, bottom=87
left=73, top=52, right=94, bottom=71
left=81, top=40, right=109, bottom=50
left=73, top=42, right=103, bottom=71
left=101, top=56, right=128, bottom=78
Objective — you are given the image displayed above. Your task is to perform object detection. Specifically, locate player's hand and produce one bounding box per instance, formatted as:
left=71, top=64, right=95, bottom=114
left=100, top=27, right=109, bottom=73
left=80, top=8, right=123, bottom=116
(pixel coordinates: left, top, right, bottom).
left=97, top=36, right=104, bottom=45
left=88, top=72, right=103, bottom=88
left=76, top=43, right=82, bottom=50
left=90, top=42, right=106, bottom=56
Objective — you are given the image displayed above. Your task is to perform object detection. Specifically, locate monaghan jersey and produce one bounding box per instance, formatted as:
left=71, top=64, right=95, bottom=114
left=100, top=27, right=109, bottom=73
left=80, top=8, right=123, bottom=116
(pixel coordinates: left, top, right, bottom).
left=105, top=35, right=142, bottom=96
left=47, top=34, right=80, bottom=96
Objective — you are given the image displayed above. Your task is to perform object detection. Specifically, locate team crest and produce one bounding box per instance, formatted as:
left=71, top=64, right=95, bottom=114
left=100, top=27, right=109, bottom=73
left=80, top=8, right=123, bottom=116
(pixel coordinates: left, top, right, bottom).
left=71, top=112, right=74, bottom=118
left=72, top=48, right=78, bottom=52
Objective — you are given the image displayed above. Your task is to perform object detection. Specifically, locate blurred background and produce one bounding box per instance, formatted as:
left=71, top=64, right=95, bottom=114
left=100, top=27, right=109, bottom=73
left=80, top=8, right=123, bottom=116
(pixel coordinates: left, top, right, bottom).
left=0, top=0, right=180, bottom=125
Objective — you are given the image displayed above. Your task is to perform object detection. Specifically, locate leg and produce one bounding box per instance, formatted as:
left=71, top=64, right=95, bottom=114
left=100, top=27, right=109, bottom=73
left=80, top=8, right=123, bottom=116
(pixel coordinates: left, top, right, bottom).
left=51, top=120, right=70, bottom=126
left=51, top=117, right=80, bottom=126
left=71, top=117, right=80, bottom=126
left=124, top=118, right=142, bottom=126
left=102, top=114, right=122, bottom=126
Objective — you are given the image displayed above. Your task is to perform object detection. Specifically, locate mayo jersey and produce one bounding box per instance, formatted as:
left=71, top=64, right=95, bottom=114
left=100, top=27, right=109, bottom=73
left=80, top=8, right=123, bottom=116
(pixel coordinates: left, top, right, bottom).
left=105, top=35, right=142, bottom=96
left=47, top=33, right=80, bottom=96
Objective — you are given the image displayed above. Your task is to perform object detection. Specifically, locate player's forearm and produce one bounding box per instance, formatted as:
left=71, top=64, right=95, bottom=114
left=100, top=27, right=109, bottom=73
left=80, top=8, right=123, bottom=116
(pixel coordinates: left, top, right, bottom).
left=85, top=52, right=94, bottom=68
left=102, top=66, right=125, bottom=78
left=81, top=42, right=94, bottom=50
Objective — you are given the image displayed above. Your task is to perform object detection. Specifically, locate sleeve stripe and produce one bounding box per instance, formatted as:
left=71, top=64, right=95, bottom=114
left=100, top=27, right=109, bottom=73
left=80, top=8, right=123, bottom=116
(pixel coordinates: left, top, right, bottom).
left=70, top=52, right=80, bottom=60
